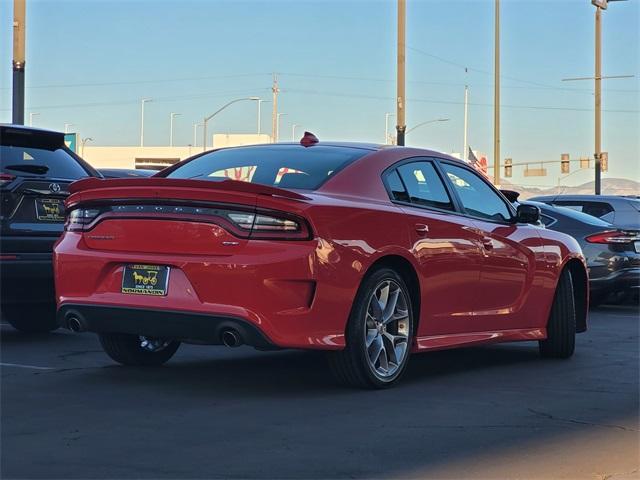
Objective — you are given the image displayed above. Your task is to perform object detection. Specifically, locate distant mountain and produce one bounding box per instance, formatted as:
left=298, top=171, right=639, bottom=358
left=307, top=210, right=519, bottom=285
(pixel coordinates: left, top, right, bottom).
left=502, top=178, right=639, bottom=199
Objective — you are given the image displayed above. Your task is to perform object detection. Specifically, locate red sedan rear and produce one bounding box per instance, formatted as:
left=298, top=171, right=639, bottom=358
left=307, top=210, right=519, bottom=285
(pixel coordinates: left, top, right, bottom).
left=54, top=138, right=588, bottom=388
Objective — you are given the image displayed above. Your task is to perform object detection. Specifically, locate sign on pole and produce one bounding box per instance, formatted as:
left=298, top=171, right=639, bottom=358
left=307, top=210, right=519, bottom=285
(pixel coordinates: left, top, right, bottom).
left=64, top=133, right=77, bottom=153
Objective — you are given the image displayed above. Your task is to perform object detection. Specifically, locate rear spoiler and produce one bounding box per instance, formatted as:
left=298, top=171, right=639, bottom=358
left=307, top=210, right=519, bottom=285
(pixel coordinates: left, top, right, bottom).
left=68, top=177, right=310, bottom=201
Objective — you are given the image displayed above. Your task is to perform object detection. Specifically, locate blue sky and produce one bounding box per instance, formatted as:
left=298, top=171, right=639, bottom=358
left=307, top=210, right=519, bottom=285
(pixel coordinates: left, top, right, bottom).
left=1, top=0, right=638, bottom=187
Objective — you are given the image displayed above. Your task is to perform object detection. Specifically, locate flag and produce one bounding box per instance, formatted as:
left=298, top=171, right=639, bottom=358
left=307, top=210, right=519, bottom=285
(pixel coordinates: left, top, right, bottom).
left=467, top=146, right=478, bottom=165
left=468, top=146, right=488, bottom=177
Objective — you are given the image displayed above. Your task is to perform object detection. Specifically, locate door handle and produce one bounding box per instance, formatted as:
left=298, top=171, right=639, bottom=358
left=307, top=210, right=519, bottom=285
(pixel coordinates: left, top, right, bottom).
left=415, top=224, right=429, bottom=234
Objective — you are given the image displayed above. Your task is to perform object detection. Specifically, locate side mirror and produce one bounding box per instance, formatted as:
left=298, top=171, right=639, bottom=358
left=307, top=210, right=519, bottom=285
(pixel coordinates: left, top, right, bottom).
left=516, top=204, right=540, bottom=224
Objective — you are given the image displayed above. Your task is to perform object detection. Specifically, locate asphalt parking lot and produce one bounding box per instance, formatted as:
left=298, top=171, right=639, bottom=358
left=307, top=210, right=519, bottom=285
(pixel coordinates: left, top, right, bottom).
left=1, top=305, right=638, bottom=479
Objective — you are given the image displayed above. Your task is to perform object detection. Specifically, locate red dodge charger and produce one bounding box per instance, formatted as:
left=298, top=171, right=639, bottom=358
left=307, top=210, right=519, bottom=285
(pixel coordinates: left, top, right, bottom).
left=54, top=136, right=588, bottom=388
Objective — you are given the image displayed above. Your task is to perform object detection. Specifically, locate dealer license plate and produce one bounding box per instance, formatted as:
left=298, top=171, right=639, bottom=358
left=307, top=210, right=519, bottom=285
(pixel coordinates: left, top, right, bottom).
left=121, top=264, right=170, bottom=296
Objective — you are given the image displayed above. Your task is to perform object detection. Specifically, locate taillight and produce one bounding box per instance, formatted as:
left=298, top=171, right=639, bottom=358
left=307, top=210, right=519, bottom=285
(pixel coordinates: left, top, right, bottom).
left=585, top=230, right=640, bottom=244
left=0, top=173, right=16, bottom=187
left=64, top=208, right=101, bottom=231
left=227, top=212, right=309, bottom=240
left=64, top=204, right=311, bottom=240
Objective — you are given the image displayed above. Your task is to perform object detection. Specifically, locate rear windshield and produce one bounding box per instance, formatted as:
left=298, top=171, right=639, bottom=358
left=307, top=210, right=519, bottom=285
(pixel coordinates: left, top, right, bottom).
left=165, top=145, right=370, bottom=190
left=0, top=145, right=89, bottom=180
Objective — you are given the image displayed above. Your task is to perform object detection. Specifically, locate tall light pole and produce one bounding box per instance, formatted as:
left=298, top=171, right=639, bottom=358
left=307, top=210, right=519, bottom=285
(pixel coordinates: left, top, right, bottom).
left=28, top=112, right=39, bottom=127
left=12, top=0, right=26, bottom=125
left=169, top=112, right=181, bottom=147
left=396, top=0, right=406, bottom=146
left=405, top=118, right=449, bottom=136
left=64, top=123, right=74, bottom=133
left=493, top=0, right=500, bottom=186
left=202, top=96, right=259, bottom=151
left=193, top=123, right=202, bottom=147
left=463, top=84, right=469, bottom=161
left=385, top=112, right=395, bottom=144
left=276, top=113, right=287, bottom=142
left=255, top=99, right=270, bottom=136
left=271, top=73, right=279, bottom=143
left=140, top=98, right=152, bottom=147
left=292, top=124, right=300, bottom=141
left=81, top=137, right=93, bottom=157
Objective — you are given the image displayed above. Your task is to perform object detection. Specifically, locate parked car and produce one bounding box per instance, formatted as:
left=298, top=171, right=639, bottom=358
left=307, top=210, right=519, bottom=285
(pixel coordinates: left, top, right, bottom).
left=0, top=124, right=99, bottom=332
left=529, top=194, right=640, bottom=229
left=98, top=168, right=157, bottom=178
left=527, top=201, right=639, bottom=306
left=54, top=136, right=588, bottom=388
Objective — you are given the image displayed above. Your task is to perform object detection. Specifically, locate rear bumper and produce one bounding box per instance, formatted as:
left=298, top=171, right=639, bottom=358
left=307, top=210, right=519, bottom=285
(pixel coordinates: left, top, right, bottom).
left=57, top=303, right=276, bottom=349
left=0, top=252, right=55, bottom=306
left=589, top=267, right=640, bottom=294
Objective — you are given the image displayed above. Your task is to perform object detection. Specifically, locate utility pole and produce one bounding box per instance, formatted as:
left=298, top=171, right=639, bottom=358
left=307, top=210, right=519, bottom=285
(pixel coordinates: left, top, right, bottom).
left=193, top=123, right=202, bottom=147
left=493, top=0, right=500, bottom=186
left=463, top=83, right=469, bottom=162
left=562, top=0, right=632, bottom=195
left=396, top=0, right=406, bottom=146
left=12, top=0, right=26, bottom=125
left=594, top=4, right=602, bottom=195
left=271, top=73, right=279, bottom=143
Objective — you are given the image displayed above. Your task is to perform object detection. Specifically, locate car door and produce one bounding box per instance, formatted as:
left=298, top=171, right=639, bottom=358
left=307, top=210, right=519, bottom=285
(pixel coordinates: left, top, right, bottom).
left=439, top=162, right=544, bottom=331
left=384, top=159, right=485, bottom=336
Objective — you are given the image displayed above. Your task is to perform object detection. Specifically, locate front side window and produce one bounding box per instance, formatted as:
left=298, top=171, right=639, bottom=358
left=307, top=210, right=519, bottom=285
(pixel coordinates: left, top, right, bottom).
left=395, top=161, right=453, bottom=211
left=165, top=145, right=369, bottom=190
left=442, top=163, right=512, bottom=222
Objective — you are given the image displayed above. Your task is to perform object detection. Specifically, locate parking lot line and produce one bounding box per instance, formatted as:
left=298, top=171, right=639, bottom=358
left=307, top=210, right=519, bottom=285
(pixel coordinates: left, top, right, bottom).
left=0, top=362, right=55, bottom=371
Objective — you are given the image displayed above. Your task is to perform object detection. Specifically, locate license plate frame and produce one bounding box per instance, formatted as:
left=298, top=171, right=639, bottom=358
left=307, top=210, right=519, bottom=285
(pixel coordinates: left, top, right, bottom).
left=121, top=264, right=170, bottom=296
left=34, top=198, right=65, bottom=222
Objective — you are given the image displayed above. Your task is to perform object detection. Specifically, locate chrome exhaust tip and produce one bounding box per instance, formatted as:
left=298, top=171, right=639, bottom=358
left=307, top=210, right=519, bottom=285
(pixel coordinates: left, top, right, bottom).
left=221, top=329, right=243, bottom=347
left=67, top=316, right=85, bottom=333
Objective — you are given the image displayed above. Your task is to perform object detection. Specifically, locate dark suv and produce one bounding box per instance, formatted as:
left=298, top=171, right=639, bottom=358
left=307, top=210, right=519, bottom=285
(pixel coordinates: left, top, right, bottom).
left=0, top=125, right=99, bottom=332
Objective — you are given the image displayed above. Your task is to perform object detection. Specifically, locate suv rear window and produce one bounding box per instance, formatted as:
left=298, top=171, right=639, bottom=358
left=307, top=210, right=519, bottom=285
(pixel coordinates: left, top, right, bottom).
left=1, top=138, right=90, bottom=181
left=165, top=145, right=369, bottom=190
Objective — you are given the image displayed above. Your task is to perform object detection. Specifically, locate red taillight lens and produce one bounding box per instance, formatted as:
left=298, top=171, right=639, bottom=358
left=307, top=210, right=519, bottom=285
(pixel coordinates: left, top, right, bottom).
left=64, top=208, right=101, bottom=231
left=585, top=230, right=640, bottom=244
left=0, top=173, right=16, bottom=187
left=227, top=211, right=310, bottom=240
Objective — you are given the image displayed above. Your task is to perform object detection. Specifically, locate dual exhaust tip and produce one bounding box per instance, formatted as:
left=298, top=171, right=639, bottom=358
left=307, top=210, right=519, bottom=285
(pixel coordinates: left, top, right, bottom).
left=65, top=313, right=244, bottom=348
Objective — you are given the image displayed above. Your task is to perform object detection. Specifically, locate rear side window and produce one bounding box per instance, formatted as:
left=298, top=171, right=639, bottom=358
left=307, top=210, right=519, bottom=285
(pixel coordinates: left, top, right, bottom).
left=395, top=161, right=453, bottom=210
left=553, top=201, right=614, bottom=219
left=0, top=145, right=89, bottom=180
left=166, top=145, right=369, bottom=190
left=386, top=170, right=410, bottom=202
left=442, top=163, right=512, bottom=222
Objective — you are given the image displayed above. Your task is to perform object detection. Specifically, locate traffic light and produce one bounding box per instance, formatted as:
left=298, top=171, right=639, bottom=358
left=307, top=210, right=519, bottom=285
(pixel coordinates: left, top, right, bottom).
left=600, top=152, right=608, bottom=172
left=561, top=154, right=570, bottom=174
left=504, top=158, right=512, bottom=178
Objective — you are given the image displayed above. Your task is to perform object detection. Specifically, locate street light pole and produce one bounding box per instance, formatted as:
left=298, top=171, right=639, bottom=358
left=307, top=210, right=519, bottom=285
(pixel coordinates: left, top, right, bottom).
left=28, top=112, right=39, bottom=127
left=493, top=0, right=501, bottom=186
left=292, top=124, right=300, bottom=141
left=140, top=98, right=152, bottom=147
left=463, top=84, right=469, bottom=161
left=81, top=137, right=93, bottom=157
left=169, top=112, right=181, bottom=147
left=256, top=99, right=270, bottom=136
left=193, top=123, right=202, bottom=147
left=385, top=113, right=395, bottom=144
left=405, top=118, right=449, bottom=136
left=202, top=97, right=259, bottom=152
left=396, top=0, right=406, bottom=146
left=276, top=113, right=287, bottom=142
left=64, top=123, right=74, bottom=133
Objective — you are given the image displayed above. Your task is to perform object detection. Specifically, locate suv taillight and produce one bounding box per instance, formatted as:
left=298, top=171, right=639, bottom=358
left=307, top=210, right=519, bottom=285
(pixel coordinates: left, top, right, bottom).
left=585, top=230, right=640, bottom=244
left=0, top=173, right=16, bottom=187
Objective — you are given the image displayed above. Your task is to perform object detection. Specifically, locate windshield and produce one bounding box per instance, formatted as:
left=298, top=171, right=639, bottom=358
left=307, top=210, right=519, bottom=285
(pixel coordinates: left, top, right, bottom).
left=165, top=144, right=370, bottom=190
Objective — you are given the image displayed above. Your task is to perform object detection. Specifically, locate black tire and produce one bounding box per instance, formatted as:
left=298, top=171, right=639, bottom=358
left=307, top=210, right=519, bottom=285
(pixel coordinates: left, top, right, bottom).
left=3, top=304, right=58, bottom=333
left=539, top=268, right=576, bottom=359
left=327, top=267, right=415, bottom=389
left=98, top=333, right=180, bottom=366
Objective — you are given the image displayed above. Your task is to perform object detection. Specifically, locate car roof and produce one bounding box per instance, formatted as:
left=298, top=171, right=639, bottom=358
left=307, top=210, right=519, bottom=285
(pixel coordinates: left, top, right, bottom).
left=530, top=194, right=633, bottom=202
